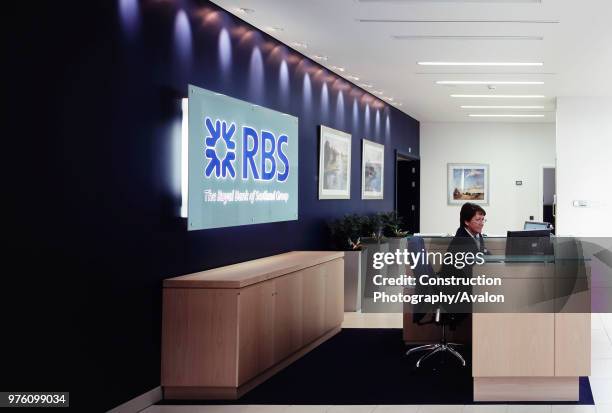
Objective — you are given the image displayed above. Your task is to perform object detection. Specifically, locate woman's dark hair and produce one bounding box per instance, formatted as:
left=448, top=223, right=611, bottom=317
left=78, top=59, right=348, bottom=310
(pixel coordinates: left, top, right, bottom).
left=460, top=202, right=486, bottom=226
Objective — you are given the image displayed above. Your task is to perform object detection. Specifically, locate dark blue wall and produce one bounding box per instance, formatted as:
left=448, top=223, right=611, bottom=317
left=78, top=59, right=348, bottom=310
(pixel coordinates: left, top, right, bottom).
left=3, top=1, right=419, bottom=411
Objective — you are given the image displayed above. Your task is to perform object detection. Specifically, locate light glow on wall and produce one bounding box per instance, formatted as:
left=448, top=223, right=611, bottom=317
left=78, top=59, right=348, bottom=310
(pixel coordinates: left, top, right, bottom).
left=279, top=60, right=290, bottom=106
left=352, top=98, right=359, bottom=131
left=385, top=113, right=391, bottom=141
left=118, top=0, right=140, bottom=39
left=336, top=90, right=345, bottom=129
left=320, top=82, right=329, bottom=122
left=302, top=73, right=312, bottom=111
left=181, top=98, right=189, bottom=218
left=218, top=28, right=232, bottom=72
left=174, top=9, right=193, bottom=66
left=248, top=47, right=264, bottom=101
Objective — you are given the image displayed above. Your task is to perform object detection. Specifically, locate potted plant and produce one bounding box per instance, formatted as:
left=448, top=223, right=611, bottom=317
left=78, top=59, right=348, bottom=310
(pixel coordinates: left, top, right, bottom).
left=381, top=211, right=410, bottom=239
left=359, top=213, right=385, bottom=244
left=328, top=214, right=365, bottom=311
left=357, top=214, right=390, bottom=311
left=380, top=211, right=410, bottom=281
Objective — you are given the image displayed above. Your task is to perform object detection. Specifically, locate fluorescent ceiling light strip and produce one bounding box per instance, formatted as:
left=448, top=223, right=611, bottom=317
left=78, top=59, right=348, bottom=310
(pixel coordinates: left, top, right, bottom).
left=358, top=0, right=542, bottom=3
left=416, top=72, right=556, bottom=75
left=438, top=81, right=544, bottom=85
left=451, top=94, right=546, bottom=98
left=360, top=19, right=558, bottom=24
left=469, top=114, right=545, bottom=117
left=461, top=105, right=545, bottom=109
left=359, top=0, right=542, bottom=3
left=419, top=62, right=543, bottom=67
left=394, top=35, right=543, bottom=40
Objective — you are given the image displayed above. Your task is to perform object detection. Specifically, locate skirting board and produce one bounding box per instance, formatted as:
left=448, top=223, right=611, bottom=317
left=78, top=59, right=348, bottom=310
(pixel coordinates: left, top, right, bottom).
left=474, top=377, right=579, bottom=402
left=164, top=326, right=342, bottom=400
left=106, top=386, right=162, bottom=413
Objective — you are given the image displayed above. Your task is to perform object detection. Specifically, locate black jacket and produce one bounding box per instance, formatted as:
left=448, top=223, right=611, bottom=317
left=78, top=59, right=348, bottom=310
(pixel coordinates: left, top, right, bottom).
left=450, top=226, right=487, bottom=255
left=434, top=227, right=487, bottom=313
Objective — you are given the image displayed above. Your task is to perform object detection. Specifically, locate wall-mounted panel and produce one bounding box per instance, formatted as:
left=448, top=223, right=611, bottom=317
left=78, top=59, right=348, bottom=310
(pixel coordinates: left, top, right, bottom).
left=188, top=84, right=298, bottom=230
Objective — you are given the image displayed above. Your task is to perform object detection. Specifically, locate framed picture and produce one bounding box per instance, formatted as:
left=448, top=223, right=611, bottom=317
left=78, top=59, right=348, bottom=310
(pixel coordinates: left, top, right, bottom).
left=361, top=139, right=384, bottom=200
left=447, top=163, right=489, bottom=205
left=318, top=125, right=351, bottom=199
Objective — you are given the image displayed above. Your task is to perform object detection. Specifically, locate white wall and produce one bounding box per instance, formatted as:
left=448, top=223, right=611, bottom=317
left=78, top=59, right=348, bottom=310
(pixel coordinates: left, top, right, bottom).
left=556, top=97, right=612, bottom=236
left=420, top=122, right=556, bottom=235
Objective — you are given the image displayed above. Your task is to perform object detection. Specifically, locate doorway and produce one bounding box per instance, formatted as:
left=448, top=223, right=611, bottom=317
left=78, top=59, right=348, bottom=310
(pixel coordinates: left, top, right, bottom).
left=395, top=151, right=420, bottom=234
left=542, top=166, right=556, bottom=232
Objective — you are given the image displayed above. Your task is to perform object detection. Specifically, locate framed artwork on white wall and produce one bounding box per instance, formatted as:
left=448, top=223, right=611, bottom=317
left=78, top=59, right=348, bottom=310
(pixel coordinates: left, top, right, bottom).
left=447, top=163, right=489, bottom=205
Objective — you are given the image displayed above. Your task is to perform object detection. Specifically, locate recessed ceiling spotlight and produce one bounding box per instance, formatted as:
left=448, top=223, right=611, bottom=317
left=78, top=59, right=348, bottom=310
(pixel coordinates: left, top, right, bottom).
left=312, top=55, right=328, bottom=61
left=359, top=83, right=373, bottom=88
left=461, top=105, right=545, bottom=109
left=265, top=27, right=284, bottom=33
left=451, top=94, right=546, bottom=98
left=437, top=81, right=544, bottom=85
left=373, top=90, right=384, bottom=95
left=291, top=42, right=308, bottom=49
left=384, top=97, right=394, bottom=101
left=234, top=7, right=255, bottom=14
left=331, top=66, right=346, bottom=72
left=469, top=114, right=545, bottom=118
left=419, top=61, right=543, bottom=67
left=347, top=75, right=360, bottom=81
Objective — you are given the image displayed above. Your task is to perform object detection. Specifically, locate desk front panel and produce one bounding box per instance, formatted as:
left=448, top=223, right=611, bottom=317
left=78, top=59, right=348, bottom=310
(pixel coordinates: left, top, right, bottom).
left=473, top=313, right=555, bottom=377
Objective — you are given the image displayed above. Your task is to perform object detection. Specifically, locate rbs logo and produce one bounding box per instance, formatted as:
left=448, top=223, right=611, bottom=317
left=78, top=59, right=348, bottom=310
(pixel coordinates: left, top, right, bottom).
left=204, top=117, right=290, bottom=182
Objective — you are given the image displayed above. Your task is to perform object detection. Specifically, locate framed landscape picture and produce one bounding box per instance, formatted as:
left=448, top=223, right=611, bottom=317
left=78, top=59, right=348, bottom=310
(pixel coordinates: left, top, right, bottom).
left=318, top=125, right=351, bottom=199
left=447, top=163, right=489, bottom=205
left=361, top=139, right=384, bottom=200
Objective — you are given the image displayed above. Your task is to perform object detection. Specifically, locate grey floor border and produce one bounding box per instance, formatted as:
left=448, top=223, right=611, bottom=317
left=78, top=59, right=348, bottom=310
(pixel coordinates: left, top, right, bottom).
left=107, top=386, right=162, bottom=413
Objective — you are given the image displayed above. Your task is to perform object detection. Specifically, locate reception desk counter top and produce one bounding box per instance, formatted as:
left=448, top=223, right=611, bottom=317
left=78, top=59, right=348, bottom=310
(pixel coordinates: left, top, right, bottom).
left=163, top=251, right=344, bottom=289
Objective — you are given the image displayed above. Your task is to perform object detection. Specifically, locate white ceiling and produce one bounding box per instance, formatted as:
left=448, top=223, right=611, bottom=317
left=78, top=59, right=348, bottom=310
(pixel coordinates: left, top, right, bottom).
left=211, top=0, right=612, bottom=123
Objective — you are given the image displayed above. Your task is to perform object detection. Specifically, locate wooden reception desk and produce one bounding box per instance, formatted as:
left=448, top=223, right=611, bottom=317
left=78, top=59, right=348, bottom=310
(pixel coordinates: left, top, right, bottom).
left=404, top=237, right=590, bottom=402
left=161, top=251, right=344, bottom=400
left=472, top=260, right=590, bottom=402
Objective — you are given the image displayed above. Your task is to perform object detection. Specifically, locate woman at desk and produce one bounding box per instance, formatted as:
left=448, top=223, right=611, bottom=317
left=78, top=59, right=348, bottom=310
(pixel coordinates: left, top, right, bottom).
left=451, top=202, right=488, bottom=256
left=440, top=202, right=489, bottom=314
left=406, top=203, right=490, bottom=365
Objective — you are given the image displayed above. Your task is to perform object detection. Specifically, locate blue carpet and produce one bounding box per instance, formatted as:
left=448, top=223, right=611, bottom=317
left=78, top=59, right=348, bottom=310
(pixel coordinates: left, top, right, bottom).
left=159, top=328, right=593, bottom=405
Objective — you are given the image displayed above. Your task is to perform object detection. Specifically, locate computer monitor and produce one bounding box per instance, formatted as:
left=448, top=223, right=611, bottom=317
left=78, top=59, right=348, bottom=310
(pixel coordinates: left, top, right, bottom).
left=506, top=229, right=553, bottom=256
left=523, top=221, right=551, bottom=230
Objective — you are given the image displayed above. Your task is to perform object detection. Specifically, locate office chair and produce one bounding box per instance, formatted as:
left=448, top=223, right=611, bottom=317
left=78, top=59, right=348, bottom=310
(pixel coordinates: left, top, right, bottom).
left=405, top=236, right=466, bottom=368
left=406, top=308, right=466, bottom=367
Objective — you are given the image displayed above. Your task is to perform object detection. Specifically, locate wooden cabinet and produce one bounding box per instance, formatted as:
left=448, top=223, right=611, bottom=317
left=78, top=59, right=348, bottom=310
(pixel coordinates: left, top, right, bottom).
left=161, top=251, right=344, bottom=400
left=161, top=288, right=239, bottom=387
left=324, top=258, right=344, bottom=332
left=302, top=264, right=326, bottom=344
left=273, top=271, right=303, bottom=363
left=237, top=280, right=275, bottom=384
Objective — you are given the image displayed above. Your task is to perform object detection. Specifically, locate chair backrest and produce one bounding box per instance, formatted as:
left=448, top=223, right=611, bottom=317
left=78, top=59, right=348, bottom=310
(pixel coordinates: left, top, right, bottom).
left=408, top=236, right=436, bottom=322
left=407, top=236, right=435, bottom=278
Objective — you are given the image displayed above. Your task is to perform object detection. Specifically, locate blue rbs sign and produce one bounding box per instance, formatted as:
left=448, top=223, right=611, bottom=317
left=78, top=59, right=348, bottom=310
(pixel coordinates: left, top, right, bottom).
left=188, top=85, right=298, bottom=231
left=203, top=118, right=290, bottom=182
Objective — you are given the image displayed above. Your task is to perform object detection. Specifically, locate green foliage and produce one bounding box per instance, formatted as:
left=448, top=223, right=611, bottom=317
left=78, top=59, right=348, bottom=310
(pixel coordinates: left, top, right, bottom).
left=360, top=213, right=384, bottom=242
left=361, top=214, right=382, bottom=239
left=380, top=211, right=410, bottom=238
left=329, top=211, right=410, bottom=249
left=328, top=214, right=364, bottom=251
